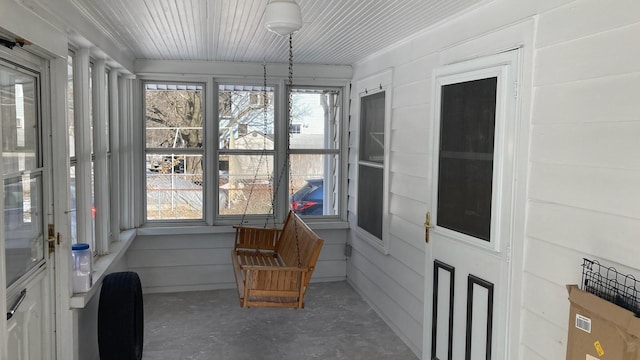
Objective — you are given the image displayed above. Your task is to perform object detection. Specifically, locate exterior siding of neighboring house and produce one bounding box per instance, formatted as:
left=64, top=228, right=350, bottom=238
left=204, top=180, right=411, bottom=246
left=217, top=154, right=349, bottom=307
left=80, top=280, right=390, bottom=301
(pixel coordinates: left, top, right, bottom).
left=347, top=0, right=640, bottom=358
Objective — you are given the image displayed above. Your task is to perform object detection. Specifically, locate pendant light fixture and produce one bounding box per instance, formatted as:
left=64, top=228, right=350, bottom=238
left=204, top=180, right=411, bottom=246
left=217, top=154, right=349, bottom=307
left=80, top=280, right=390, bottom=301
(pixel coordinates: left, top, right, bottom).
left=264, top=0, right=302, bottom=36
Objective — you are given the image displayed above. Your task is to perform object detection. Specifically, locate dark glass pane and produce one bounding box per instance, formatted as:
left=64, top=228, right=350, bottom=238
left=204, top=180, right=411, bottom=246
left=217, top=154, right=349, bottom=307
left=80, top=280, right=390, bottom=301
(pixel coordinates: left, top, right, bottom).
left=359, top=92, right=385, bottom=163
left=437, top=77, right=497, bottom=241
left=437, top=157, right=493, bottom=240
left=357, top=164, right=383, bottom=239
left=440, top=78, right=497, bottom=154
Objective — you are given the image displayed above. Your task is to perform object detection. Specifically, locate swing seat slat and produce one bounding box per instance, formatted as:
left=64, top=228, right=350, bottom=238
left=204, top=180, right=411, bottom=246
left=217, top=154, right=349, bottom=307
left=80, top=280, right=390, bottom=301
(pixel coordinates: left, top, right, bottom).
left=232, top=211, right=323, bottom=308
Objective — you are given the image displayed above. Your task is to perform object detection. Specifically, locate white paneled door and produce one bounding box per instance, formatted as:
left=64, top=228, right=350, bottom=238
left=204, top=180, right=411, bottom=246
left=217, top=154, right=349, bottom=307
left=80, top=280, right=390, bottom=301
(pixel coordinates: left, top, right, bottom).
left=424, top=50, right=519, bottom=360
left=1, top=50, right=53, bottom=360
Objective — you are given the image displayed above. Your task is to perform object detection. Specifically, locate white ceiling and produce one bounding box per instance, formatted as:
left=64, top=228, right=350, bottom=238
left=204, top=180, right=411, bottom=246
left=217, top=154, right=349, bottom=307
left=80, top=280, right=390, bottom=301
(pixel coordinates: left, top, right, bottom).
left=64, top=0, right=484, bottom=65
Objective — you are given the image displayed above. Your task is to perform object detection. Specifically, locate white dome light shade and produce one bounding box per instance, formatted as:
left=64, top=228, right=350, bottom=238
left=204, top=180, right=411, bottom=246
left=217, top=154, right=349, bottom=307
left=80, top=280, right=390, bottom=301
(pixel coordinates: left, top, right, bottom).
left=264, top=0, right=302, bottom=36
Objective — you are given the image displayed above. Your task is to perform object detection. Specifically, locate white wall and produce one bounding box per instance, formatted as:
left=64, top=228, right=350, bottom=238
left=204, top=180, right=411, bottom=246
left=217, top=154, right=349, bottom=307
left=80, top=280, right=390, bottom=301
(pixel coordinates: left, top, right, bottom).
left=128, top=228, right=348, bottom=294
left=523, top=1, right=640, bottom=358
left=347, top=0, right=640, bottom=358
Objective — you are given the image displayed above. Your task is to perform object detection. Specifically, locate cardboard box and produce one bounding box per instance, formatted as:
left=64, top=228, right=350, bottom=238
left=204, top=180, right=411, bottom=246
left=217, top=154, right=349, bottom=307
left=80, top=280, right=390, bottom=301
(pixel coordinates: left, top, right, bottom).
left=566, top=284, right=640, bottom=360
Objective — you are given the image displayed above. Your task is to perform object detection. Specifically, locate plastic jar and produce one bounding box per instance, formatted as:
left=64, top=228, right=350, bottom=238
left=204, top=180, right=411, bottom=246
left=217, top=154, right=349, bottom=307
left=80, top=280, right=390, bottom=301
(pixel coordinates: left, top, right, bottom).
left=72, top=243, right=92, bottom=293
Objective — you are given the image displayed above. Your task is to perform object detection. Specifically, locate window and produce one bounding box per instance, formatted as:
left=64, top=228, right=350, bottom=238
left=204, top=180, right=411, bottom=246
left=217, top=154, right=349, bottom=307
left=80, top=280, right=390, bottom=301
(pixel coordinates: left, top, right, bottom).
left=357, top=91, right=385, bottom=239
left=437, top=78, right=497, bottom=241
left=217, top=84, right=274, bottom=216
left=289, top=87, right=341, bottom=217
left=89, top=62, right=96, bottom=247
left=1, top=60, right=44, bottom=287
left=216, top=84, right=342, bottom=218
left=68, top=49, right=117, bottom=256
left=142, top=81, right=344, bottom=223
left=67, top=52, right=77, bottom=243
left=105, top=70, right=113, bottom=242
left=145, top=82, right=204, bottom=221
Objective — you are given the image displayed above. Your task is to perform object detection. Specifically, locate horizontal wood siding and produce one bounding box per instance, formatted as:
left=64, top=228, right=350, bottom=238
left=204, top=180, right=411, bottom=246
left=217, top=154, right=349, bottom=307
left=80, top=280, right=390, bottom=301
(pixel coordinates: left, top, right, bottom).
left=346, top=0, right=640, bottom=359
left=523, top=0, right=640, bottom=358
left=128, top=229, right=347, bottom=293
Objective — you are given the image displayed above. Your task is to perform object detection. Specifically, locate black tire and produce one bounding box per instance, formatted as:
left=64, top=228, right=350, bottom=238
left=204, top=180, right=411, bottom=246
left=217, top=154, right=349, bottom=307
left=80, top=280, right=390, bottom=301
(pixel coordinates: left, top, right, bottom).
left=98, top=271, right=144, bottom=360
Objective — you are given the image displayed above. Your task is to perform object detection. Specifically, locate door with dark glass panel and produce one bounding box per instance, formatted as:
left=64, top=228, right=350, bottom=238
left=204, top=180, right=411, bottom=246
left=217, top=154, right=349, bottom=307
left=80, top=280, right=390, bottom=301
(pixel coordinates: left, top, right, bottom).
left=424, top=50, right=519, bottom=360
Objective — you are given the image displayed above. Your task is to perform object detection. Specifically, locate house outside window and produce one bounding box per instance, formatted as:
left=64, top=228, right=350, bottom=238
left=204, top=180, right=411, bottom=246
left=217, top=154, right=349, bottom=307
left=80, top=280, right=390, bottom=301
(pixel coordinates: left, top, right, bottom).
left=144, top=82, right=204, bottom=221
left=142, top=81, right=344, bottom=224
left=289, top=87, right=341, bottom=217
left=217, top=84, right=275, bottom=216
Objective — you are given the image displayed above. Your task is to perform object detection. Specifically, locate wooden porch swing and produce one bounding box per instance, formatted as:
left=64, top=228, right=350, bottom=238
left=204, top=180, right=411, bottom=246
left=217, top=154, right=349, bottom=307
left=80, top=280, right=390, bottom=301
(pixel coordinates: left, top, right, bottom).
left=230, top=33, right=323, bottom=309
left=232, top=210, right=323, bottom=308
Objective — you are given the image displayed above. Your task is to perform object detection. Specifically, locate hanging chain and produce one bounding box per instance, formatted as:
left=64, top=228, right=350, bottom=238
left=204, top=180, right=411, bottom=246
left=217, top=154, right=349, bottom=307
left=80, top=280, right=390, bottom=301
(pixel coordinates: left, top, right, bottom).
left=250, top=34, right=301, bottom=267
left=239, top=61, right=272, bottom=226
left=287, top=33, right=302, bottom=268
left=264, top=61, right=276, bottom=228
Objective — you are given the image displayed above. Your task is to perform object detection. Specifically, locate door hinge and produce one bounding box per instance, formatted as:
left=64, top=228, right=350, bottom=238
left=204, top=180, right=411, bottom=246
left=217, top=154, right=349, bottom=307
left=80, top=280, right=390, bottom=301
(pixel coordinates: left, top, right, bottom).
left=514, top=80, right=519, bottom=99
left=506, top=245, right=512, bottom=264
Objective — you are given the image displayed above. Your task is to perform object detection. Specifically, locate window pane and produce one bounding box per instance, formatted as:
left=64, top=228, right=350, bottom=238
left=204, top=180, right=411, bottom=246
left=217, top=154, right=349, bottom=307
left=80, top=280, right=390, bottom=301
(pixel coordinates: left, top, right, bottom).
left=357, top=164, right=383, bottom=239
left=437, top=77, right=497, bottom=241
left=68, top=54, right=75, bottom=158
left=147, top=154, right=203, bottom=220
left=219, top=85, right=274, bottom=151
left=289, top=154, right=338, bottom=216
left=290, top=89, right=340, bottom=150
left=90, top=162, right=96, bottom=245
left=145, top=83, right=203, bottom=149
left=70, top=165, right=77, bottom=243
left=89, top=63, right=93, bottom=153
left=359, top=92, right=385, bottom=163
left=1, top=69, right=38, bottom=172
left=219, top=154, right=273, bottom=215
left=4, top=174, right=43, bottom=287
left=105, top=71, right=110, bottom=153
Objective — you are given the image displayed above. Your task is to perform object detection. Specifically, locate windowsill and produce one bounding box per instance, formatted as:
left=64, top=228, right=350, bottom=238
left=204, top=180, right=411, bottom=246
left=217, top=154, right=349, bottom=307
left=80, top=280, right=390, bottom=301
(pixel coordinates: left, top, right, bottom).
left=136, top=220, right=349, bottom=236
left=69, top=229, right=136, bottom=309
left=68, top=220, right=348, bottom=308
left=353, top=223, right=389, bottom=255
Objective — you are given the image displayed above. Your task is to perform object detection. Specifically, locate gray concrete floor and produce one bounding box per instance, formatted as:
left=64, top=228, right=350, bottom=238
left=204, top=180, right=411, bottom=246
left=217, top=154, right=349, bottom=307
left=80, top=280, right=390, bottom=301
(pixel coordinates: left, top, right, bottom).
left=142, top=281, right=419, bottom=360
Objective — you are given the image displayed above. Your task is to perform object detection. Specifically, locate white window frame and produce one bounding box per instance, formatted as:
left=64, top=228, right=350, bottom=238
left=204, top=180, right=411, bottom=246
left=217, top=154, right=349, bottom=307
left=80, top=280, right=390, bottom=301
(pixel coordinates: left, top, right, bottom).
left=69, top=47, right=120, bottom=256
left=354, top=69, right=392, bottom=254
left=143, top=80, right=207, bottom=223
left=430, top=52, right=518, bottom=253
left=289, top=85, right=343, bottom=219
left=138, top=77, right=348, bottom=226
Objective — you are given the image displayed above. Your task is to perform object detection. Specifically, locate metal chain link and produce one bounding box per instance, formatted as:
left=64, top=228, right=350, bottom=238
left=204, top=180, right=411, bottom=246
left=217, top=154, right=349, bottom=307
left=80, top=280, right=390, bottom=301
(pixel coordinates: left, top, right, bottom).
left=239, top=62, right=273, bottom=226
left=288, top=34, right=302, bottom=268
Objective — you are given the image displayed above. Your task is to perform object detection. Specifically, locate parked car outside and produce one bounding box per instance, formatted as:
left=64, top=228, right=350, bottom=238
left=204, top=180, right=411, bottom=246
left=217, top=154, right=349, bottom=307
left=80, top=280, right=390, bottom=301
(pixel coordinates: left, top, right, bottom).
left=290, top=178, right=323, bottom=215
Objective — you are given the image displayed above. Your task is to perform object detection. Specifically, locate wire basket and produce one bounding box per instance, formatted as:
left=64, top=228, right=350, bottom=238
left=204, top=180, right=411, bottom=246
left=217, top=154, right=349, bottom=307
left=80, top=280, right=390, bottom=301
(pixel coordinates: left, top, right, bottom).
left=581, top=258, right=640, bottom=317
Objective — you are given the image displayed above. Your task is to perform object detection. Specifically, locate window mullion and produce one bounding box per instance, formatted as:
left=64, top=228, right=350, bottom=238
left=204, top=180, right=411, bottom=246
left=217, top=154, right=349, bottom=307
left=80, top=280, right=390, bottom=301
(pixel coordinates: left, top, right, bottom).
left=108, top=69, right=120, bottom=242
left=93, top=59, right=109, bottom=255
left=73, top=48, right=93, bottom=250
